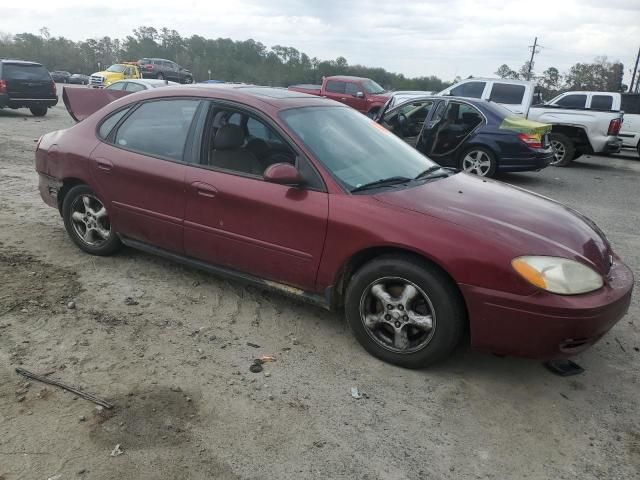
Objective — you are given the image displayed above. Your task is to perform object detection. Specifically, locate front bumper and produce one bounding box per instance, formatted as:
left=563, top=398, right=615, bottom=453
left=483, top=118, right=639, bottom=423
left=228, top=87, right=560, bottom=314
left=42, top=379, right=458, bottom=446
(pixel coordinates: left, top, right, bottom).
left=460, top=259, right=634, bottom=359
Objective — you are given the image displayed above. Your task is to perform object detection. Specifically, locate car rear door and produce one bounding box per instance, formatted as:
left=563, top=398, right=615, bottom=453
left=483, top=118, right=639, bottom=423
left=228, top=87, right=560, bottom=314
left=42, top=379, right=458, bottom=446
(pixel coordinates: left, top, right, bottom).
left=90, top=98, right=204, bottom=253
left=3, top=63, right=54, bottom=100
left=183, top=102, right=329, bottom=291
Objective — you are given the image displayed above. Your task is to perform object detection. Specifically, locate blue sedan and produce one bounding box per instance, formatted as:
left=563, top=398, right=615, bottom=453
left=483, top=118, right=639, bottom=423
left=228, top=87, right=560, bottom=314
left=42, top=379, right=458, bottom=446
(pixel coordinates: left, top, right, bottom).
left=376, top=96, right=554, bottom=177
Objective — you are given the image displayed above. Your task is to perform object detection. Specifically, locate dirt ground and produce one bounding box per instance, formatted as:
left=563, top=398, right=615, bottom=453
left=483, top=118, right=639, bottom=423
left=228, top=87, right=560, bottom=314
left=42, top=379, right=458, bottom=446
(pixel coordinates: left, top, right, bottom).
left=0, top=86, right=639, bottom=480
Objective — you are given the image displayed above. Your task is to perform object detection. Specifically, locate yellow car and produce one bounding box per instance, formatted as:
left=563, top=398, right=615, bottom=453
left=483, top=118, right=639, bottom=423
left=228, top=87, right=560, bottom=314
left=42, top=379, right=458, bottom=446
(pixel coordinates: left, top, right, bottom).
left=88, top=63, right=141, bottom=88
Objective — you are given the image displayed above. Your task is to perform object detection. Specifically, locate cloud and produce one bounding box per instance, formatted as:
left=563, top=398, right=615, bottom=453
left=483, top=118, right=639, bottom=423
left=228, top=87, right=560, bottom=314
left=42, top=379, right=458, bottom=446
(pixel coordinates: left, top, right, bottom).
left=2, top=0, right=639, bottom=82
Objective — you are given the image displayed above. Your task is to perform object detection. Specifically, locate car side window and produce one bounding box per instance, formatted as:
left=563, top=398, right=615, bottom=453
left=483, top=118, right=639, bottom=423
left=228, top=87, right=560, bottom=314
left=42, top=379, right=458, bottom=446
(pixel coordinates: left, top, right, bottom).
left=345, top=82, right=359, bottom=96
left=326, top=81, right=346, bottom=94
left=590, top=95, right=613, bottom=110
left=113, top=99, right=200, bottom=161
left=556, top=94, right=587, bottom=108
left=450, top=81, right=486, bottom=99
left=98, top=107, right=131, bottom=139
left=489, top=83, right=525, bottom=104
left=204, top=106, right=296, bottom=178
left=106, top=82, right=126, bottom=90
left=126, top=82, right=145, bottom=92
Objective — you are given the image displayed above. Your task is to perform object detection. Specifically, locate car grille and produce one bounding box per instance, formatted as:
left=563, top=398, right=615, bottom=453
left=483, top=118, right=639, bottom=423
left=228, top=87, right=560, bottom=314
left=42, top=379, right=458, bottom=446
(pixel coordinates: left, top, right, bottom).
left=89, top=75, right=105, bottom=87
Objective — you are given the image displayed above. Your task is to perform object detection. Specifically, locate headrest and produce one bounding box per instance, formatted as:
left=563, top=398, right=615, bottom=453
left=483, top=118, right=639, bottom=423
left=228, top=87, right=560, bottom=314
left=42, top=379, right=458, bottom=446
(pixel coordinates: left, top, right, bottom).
left=214, top=124, right=244, bottom=150
left=245, top=138, right=269, bottom=157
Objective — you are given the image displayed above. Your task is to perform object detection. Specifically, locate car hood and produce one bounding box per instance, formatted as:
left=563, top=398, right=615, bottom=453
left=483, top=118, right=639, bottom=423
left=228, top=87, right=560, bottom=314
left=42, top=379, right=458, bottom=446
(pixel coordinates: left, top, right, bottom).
left=375, top=173, right=611, bottom=274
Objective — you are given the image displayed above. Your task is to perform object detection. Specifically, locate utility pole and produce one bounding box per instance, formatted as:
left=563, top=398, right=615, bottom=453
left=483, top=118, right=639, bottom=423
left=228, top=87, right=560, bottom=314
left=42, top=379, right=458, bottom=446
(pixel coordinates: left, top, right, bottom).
left=631, top=46, right=640, bottom=93
left=527, top=37, right=542, bottom=81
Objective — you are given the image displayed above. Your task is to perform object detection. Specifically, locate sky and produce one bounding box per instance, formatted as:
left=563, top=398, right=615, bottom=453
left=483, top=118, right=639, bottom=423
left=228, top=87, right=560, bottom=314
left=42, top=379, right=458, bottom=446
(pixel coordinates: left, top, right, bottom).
left=2, top=0, right=640, bottom=83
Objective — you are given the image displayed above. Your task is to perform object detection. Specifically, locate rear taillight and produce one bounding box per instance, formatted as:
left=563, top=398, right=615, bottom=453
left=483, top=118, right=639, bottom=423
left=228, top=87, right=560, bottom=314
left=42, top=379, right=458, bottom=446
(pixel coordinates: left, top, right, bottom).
left=51, top=81, right=57, bottom=95
left=517, top=133, right=543, bottom=149
left=0, top=80, right=6, bottom=94
left=145, top=65, right=153, bottom=70
left=607, top=118, right=622, bottom=136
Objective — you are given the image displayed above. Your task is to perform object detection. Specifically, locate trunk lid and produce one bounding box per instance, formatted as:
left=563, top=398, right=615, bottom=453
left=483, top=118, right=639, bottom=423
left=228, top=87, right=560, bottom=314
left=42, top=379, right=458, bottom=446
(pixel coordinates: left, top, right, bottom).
left=62, top=86, right=130, bottom=122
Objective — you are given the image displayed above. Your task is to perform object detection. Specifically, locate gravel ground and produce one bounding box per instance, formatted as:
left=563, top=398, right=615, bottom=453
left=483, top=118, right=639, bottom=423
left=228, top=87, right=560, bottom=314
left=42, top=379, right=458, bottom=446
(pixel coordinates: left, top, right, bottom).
left=0, top=87, right=638, bottom=480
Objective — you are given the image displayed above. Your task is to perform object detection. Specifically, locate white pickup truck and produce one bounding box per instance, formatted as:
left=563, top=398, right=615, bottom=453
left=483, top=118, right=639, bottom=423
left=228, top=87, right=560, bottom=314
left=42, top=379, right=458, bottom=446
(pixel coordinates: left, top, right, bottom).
left=438, top=78, right=624, bottom=166
left=543, top=91, right=639, bottom=156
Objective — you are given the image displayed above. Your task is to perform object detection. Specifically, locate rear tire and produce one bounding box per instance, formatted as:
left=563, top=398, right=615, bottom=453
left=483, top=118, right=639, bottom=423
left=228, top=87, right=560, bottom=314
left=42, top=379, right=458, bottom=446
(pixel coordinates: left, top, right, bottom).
left=62, top=185, right=121, bottom=256
left=30, top=106, right=47, bottom=117
left=459, top=146, right=497, bottom=177
left=549, top=133, right=575, bottom=167
left=345, top=255, right=466, bottom=368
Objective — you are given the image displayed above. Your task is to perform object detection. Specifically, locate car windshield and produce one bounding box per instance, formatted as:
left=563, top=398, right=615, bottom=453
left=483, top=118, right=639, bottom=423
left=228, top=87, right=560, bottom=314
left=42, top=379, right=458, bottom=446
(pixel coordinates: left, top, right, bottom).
left=281, top=106, right=437, bottom=191
left=3, top=64, right=50, bottom=80
left=362, top=79, right=385, bottom=94
left=106, top=65, right=126, bottom=73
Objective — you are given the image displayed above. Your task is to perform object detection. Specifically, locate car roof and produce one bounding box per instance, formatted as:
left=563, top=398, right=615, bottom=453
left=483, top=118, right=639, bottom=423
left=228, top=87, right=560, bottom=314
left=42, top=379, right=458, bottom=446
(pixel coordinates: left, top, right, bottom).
left=326, top=75, right=372, bottom=82
left=0, top=59, right=44, bottom=66
left=458, top=77, right=532, bottom=86
left=108, top=84, right=344, bottom=111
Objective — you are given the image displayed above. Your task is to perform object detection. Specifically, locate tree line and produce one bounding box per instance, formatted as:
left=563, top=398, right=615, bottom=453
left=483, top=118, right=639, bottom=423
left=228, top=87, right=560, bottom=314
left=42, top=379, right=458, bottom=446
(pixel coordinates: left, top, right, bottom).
left=0, top=26, right=450, bottom=91
left=494, top=57, right=626, bottom=100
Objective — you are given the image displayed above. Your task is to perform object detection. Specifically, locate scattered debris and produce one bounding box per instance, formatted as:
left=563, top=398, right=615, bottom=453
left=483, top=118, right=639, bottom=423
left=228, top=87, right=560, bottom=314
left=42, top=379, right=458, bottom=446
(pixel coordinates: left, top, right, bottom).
left=313, top=440, right=327, bottom=448
left=246, top=342, right=261, bottom=348
left=249, top=363, right=263, bottom=373
left=291, top=337, right=299, bottom=345
left=351, top=387, right=363, bottom=399
left=77, top=469, right=87, bottom=475
left=264, top=372, right=271, bottom=378
left=124, top=297, right=139, bottom=306
left=268, top=394, right=274, bottom=401
left=170, top=386, right=182, bottom=393
left=560, top=393, right=569, bottom=400
left=110, top=444, right=124, bottom=457
left=615, top=337, right=626, bottom=353
left=258, top=355, right=276, bottom=363
left=16, top=395, right=25, bottom=403
left=67, top=301, right=76, bottom=310
left=47, top=475, right=62, bottom=480
left=15, top=368, right=114, bottom=409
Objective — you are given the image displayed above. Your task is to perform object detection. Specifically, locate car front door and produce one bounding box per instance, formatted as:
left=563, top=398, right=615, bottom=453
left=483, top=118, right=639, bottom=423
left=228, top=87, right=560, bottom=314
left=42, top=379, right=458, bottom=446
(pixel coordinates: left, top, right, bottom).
left=379, top=99, right=435, bottom=147
left=183, top=102, right=329, bottom=291
left=90, top=98, right=203, bottom=253
left=342, top=82, right=367, bottom=112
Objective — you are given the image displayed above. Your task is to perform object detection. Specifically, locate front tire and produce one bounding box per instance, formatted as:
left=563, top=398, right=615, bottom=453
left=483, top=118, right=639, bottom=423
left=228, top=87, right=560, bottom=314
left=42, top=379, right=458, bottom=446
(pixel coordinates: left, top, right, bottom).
left=345, top=255, right=466, bottom=368
left=62, top=185, right=121, bottom=256
left=30, top=106, right=47, bottom=117
left=184, top=76, right=193, bottom=84
left=549, top=133, right=575, bottom=167
left=459, top=147, right=497, bottom=177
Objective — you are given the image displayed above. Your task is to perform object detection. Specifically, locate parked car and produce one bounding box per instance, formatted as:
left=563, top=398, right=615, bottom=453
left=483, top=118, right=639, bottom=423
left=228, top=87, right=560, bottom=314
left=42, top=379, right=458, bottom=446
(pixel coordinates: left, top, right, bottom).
left=138, top=58, right=194, bottom=84
left=105, top=79, right=179, bottom=92
left=0, top=59, right=57, bottom=116
left=377, top=95, right=553, bottom=177
left=50, top=70, right=72, bottom=83
left=89, top=62, right=141, bottom=88
left=39, top=85, right=633, bottom=368
left=289, top=75, right=391, bottom=116
left=542, top=91, right=640, bottom=156
left=62, top=79, right=177, bottom=122
left=68, top=74, right=89, bottom=85
left=442, top=78, right=624, bottom=165
left=387, top=90, right=434, bottom=109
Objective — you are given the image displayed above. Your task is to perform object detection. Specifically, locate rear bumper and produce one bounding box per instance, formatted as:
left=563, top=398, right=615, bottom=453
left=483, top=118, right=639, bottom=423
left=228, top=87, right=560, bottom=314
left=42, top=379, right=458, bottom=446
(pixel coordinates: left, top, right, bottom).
left=460, top=259, right=634, bottom=359
left=0, top=94, right=57, bottom=109
left=602, top=138, right=623, bottom=154
left=498, top=149, right=554, bottom=172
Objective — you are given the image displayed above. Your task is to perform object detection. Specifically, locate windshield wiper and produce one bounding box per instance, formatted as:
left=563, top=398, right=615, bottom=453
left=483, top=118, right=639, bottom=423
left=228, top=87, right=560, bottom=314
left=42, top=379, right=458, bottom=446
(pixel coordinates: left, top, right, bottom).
left=414, top=166, right=447, bottom=180
left=351, top=176, right=412, bottom=193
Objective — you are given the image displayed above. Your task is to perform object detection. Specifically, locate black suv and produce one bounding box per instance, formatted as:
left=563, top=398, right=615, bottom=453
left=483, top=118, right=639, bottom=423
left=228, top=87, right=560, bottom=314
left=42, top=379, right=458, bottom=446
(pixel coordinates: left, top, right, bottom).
left=138, top=58, right=193, bottom=84
left=0, top=60, right=58, bottom=116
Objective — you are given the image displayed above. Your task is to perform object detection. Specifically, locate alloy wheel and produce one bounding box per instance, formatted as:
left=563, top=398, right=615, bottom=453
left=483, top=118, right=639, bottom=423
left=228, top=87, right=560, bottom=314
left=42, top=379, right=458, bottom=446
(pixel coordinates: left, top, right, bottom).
left=359, top=277, right=436, bottom=354
left=70, top=194, right=111, bottom=247
left=550, top=140, right=566, bottom=165
left=462, top=150, right=492, bottom=176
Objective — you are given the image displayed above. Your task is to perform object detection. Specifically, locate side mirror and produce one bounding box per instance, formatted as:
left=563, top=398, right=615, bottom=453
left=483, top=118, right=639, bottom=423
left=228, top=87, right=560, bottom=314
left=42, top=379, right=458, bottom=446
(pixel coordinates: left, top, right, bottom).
left=263, top=163, right=303, bottom=186
left=355, top=91, right=365, bottom=98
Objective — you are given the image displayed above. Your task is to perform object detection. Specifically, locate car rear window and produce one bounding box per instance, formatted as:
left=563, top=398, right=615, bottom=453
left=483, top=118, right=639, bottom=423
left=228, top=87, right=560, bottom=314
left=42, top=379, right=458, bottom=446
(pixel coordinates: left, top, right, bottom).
left=3, top=63, right=50, bottom=80
left=489, top=83, right=525, bottom=104
left=590, top=95, right=613, bottom=110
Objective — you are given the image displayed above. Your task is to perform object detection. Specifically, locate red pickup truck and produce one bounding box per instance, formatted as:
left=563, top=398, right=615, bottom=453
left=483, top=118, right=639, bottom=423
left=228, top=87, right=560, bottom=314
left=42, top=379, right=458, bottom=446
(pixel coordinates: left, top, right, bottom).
left=289, top=75, right=391, bottom=116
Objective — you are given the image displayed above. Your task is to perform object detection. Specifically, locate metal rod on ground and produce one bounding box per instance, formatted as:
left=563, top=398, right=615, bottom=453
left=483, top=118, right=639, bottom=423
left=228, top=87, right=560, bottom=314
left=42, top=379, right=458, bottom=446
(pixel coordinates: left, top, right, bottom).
left=15, top=368, right=114, bottom=409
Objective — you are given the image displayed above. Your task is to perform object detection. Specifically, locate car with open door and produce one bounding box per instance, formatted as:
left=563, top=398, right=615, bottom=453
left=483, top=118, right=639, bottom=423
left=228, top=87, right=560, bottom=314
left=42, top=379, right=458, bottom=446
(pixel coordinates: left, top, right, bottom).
left=377, top=96, right=554, bottom=177
left=36, top=85, right=633, bottom=368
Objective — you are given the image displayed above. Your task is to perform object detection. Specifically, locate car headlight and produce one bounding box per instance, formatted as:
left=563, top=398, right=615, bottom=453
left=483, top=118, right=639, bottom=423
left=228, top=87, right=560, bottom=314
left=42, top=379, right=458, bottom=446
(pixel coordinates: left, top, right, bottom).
left=511, top=256, right=603, bottom=295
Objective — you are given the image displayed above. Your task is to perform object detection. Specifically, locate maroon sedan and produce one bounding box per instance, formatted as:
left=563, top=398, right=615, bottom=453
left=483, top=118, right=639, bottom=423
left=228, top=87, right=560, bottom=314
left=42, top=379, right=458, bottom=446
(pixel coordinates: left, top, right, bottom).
left=35, top=85, right=634, bottom=368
